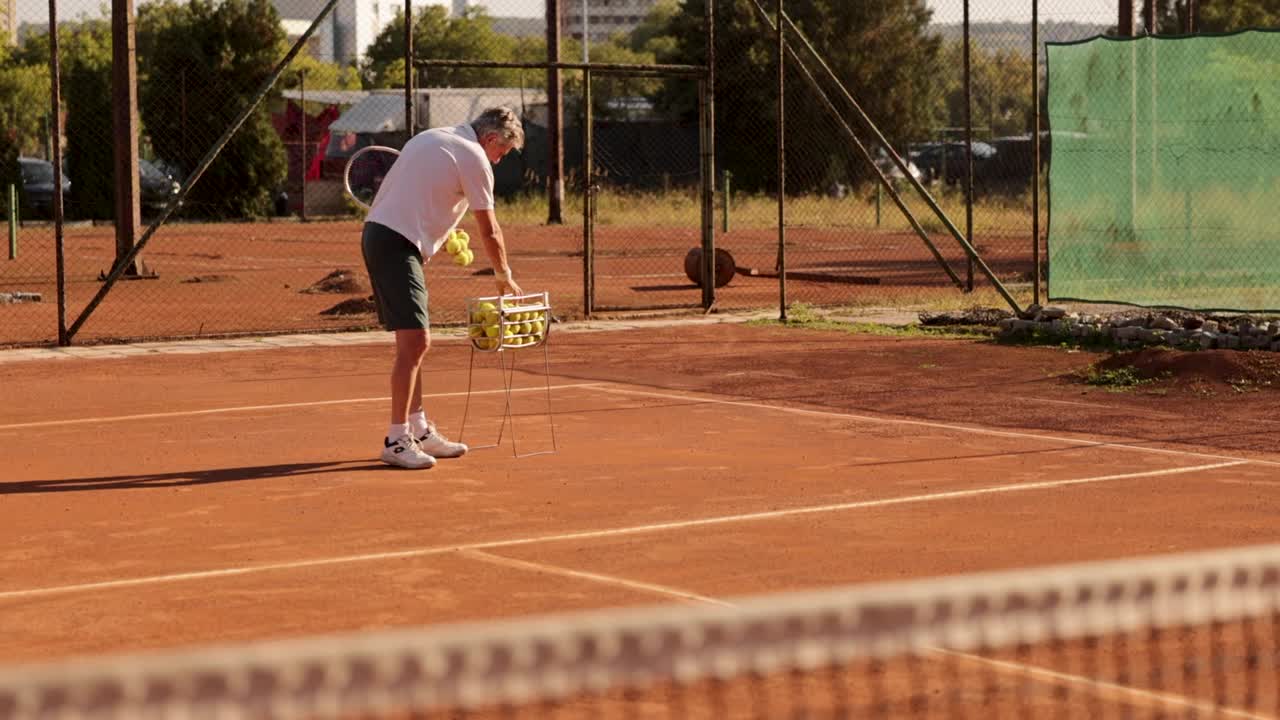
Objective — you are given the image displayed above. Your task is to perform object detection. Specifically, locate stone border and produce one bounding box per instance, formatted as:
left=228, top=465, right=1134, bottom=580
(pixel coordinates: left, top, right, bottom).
left=999, top=304, right=1280, bottom=351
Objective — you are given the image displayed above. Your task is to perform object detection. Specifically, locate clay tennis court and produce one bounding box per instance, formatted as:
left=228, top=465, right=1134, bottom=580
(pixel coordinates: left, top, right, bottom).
left=0, top=219, right=1034, bottom=345
left=2, top=321, right=1278, bottom=713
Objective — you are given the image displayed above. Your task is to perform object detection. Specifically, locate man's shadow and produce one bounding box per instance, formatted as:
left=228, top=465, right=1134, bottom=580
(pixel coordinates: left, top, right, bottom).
left=1, top=461, right=388, bottom=494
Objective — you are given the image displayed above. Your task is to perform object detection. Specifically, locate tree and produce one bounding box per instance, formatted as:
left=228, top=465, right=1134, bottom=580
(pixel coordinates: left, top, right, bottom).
left=658, top=0, right=943, bottom=193
left=1155, top=0, right=1280, bottom=33
left=137, top=0, right=289, bottom=218
left=361, top=6, right=521, bottom=89
left=934, top=41, right=1032, bottom=139
left=283, top=48, right=363, bottom=92
left=0, top=63, right=51, bottom=158
left=59, top=20, right=114, bottom=220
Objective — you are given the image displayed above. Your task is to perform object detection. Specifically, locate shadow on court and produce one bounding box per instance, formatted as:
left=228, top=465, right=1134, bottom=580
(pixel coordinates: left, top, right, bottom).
left=0, top=461, right=386, bottom=494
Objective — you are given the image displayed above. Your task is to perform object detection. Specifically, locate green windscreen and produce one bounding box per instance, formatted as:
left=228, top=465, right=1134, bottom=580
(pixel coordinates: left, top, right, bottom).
left=1046, top=31, right=1280, bottom=312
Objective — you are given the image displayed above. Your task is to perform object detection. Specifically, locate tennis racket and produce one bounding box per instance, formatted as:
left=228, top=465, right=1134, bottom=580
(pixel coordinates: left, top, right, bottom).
left=343, top=145, right=401, bottom=211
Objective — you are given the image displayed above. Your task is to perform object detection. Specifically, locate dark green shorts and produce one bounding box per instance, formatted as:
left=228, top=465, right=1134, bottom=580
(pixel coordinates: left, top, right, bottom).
left=361, top=222, right=428, bottom=330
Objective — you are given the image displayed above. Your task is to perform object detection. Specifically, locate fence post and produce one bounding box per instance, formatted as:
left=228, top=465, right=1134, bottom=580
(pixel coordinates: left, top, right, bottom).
left=722, top=170, right=731, bottom=233
left=776, top=0, right=786, bottom=321
left=7, top=184, right=16, bottom=260
left=582, top=68, right=594, bottom=318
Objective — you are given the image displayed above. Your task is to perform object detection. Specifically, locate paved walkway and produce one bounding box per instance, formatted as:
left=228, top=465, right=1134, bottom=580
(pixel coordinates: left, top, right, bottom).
left=0, top=307, right=925, bottom=365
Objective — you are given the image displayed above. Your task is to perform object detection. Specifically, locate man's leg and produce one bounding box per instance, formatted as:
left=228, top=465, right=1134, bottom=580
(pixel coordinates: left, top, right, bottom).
left=363, top=220, right=435, bottom=469
left=391, top=328, right=429, bottom=427
left=407, top=334, right=469, bottom=459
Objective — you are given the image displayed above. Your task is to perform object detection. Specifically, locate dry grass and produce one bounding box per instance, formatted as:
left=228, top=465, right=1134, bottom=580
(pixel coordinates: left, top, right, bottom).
left=497, top=183, right=1044, bottom=236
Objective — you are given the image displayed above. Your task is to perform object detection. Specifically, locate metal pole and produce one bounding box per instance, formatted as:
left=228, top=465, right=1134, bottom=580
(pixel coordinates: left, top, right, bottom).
left=7, top=184, right=15, bottom=259
left=1032, top=0, right=1041, bottom=306
left=722, top=170, right=730, bottom=234
left=962, top=0, right=974, bottom=292
left=112, top=0, right=141, bottom=277
left=582, top=68, right=593, bottom=317
left=700, top=0, right=716, bottom=311
left=49, top=0, right=66, bottom=345
left=300, top=70, right=307, bottom=221
left=1119, top=0, right=1134, bottom=36
left=405, top=0, right=414, bottom=137
left=546, top=0, right=565, bottom=224
left=698, top=80, right=714, bottom=309
left=1142, top=0, right=1155, bottom=33
left=581, top=0, right=588, bottom=63
left=776, top=0, right=786, bottom=321
left=1184, top=0, right=1196, bottom=32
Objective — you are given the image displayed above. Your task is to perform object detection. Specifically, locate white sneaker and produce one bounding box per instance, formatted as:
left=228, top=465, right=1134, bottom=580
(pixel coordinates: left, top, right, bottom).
left=380, top=434, right=437, bottom=469
left=417, top=422, right=468, bottom=459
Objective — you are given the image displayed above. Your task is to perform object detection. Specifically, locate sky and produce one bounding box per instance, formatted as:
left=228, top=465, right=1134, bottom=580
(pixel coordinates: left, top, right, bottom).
left=17, top=0, right=1123, bottom=32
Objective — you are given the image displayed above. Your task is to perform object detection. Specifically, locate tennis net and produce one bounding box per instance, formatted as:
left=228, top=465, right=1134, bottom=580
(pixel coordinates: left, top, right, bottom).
left=2, top=543, right=1279, bottom=718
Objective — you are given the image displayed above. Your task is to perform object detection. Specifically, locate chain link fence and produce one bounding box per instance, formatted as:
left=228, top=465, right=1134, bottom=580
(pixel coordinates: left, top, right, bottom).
left=1, top=0, right=1275, bottom=346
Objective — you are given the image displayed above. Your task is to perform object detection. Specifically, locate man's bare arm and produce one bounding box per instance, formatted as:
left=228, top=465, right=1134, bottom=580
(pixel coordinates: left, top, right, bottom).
left=472, top=209, right=522, bottom=295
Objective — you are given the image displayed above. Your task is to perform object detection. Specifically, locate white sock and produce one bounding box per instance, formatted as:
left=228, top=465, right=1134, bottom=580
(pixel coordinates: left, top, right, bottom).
left=387, top=422, right=411, bottom=442
left=409, top=410, right=430, bottom=437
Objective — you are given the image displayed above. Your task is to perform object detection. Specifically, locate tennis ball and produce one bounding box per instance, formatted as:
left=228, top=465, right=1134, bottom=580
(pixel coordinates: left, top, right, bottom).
left=478, top=301, right=497, bottom=313
left=484, top=325, right=500, bottom=338
left=453, top=249, right=473, bottom=267
left=530, top=320, right=544, bottom=334
left=444, top=235, right=462, bottom=255
left=475, top=338, right=496, bottom=351
left=468, top=325, right=484, bottom=338
left=455, top=229, right=470, bottom=244
left=520, top=321, right=532, bottom=334
left=504, top=324, right=517, bottom=337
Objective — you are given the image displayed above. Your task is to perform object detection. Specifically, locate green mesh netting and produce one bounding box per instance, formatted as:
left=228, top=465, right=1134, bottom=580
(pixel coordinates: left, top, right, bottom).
left=1046, top=31, right=1280, bottom=312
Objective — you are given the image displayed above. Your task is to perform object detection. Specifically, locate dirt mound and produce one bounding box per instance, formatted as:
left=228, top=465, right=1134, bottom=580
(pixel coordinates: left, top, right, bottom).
left=1094, top=348, right=1280, bottom=388
left=320, top=296, right=378, bottom=316
left=301, top=269, right=366, bottom=295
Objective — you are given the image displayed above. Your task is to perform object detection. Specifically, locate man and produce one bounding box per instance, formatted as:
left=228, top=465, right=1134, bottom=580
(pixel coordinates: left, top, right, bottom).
left=361, top=107, right=524, bottom=469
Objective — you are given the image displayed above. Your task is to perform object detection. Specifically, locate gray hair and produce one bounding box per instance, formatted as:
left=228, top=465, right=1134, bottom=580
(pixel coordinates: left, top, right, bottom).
left=471, top=107, right=525, bottom=151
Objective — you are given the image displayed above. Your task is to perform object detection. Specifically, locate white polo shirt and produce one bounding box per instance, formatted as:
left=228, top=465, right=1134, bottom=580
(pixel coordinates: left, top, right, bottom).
left=366, top=123, right=495, bottom=258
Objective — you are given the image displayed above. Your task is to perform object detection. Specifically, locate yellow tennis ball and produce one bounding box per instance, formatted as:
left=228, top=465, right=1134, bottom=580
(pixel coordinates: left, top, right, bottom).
left=474, top=338, right=496, bottom=350
left=520, top=321, right=532, bottom=334
left=530, top=320, right=544, bottom=334
left=504, top=324, right=517, bottom=336
left=455, top=229, right=470, bottom=244
left=478, top=301, right=496, bottom=313
left=468, top=325, right=484, bottom=338
left=445, top=236, right=462, bottom=255
left=484, top=325, right=499, bottom=338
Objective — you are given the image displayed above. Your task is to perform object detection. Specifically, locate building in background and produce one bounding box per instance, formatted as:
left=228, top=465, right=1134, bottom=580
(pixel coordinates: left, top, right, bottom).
left=274, top=0, right=403, bottom=65
left=1, top=0, right=17, bottom=46
left=563, top=0, right=657, bottom=44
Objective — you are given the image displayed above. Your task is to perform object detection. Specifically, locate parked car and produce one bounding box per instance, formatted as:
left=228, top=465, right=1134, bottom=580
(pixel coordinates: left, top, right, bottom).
left=872, top=147, right=924, bottom=185
left=17, top=157, right=71, bottom=218
left=910, top=141, right=998, bottom=186
left=139, top=158, right=182, bottom=214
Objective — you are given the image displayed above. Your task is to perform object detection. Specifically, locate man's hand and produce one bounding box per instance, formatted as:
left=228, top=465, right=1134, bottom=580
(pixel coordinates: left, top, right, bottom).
left=496, top=269, right=523, bottom=297
left=473, top=209, right=521, bottom=296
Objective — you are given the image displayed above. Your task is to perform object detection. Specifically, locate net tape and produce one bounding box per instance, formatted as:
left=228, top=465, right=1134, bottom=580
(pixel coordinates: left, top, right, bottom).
left=2, top=543, right=1279, bottom=719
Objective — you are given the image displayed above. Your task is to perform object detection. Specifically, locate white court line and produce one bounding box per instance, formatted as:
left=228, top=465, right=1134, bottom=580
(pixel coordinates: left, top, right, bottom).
left=932, top=649, right=1273, bottom=719
left=456, top=553, right=1272, bottom=718
left=458, top=550, right=735, bottom=607
left=0, top=460, right=1243, bottom=601
left=0, top=383, right=604, bottom=431
left=588, top=384, right=1280, bottom=467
